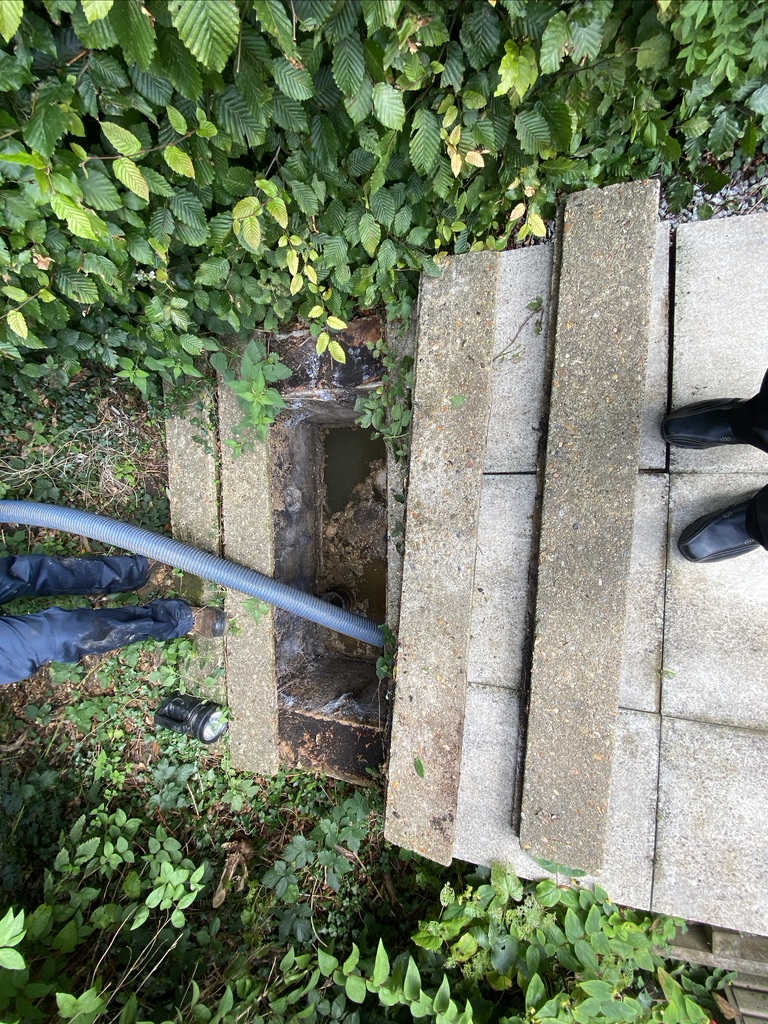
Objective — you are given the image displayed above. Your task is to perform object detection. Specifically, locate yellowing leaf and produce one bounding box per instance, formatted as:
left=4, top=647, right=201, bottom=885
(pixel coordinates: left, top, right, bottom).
left=113, top=157, right=149, bottom=201
left=326, top=316, right=347, bottom=330
left=163, top=145, right=195, bottom=178
left=450, top=149, right=463, bottom=176
left=316, top=331, right=330, bottom=354
left=308, top=305, right=324, bottom=318
left=100, top=121, right=142, bottom=157
left=290, top=273, right=304, bottom=295
left=7, top=309, right=27, bottom=339
left=465, top=150, right=485, bottom=167
left=305, top=264, right=318, bottom=285
left=509, top=202, right=526, bottom=221
left=527, top=212, right=547, bottom=237
left=328, top=340, right=346, bottom=363
left=266, top=196, right=288, bottom=229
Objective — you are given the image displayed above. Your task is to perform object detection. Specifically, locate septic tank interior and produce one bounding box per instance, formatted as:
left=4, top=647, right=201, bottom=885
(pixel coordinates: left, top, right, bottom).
left=267, top=326, right=394, bottom=783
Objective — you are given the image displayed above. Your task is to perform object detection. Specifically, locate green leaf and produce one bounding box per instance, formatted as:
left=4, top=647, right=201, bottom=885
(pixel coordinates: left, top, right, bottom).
left=109, top=0, right=157, bottom=69
left=50, top=194, right=101, bottom=240
left=372, top=939, right=390, bottom=987
left=540, top=11, right=569, bottom=74
left=564, top=908, right=584, bottom=943
left=377, top=237, right=397, bottom=272
left=410, top=109, right=440, bottom=174
left=345, top=974, right=367, bottom=1004
left=101, top=121, right=142, bottom=156
left=515, top=109, right=552, bottom=154
left=413, top=757, right=425, bottom=778
left=359, top=212, right=381, bottom=256
left=636, top=33, right=670, bottom=71
left=0, top=947, right=25, bottom=970
left=0, top=0, right=23, bottom=42
left=372, top=82, right=406, bottom=130
left=163, top=145, right=196, bottom=178
left=574, top=938, right=599, bottom=973
left=273, top=57, right=314, bottom=100
left=7, top=309, right=28, bottom=339
left=170, top=0, right=240, bottom=72
left=254, top=0, right=300, bottom=61
left=82, top=0, right=114, bottom=22
left=680, top=114, right=709, bottom=138
left=170, top=188, right=206, bottom=226
left=23, top=105, right=70, bottom=159
left=167, top=104, right=188, bottom=135
left=433, top=975, right=451, bottom=1015
left=495, top=40, right=538, bottom=99
left=709, top=109, right=740, bottom=157
left=403, top=957, right=421, bottom=1001
left=526, top=973, right=546, bottom=1011
left=459, top=0, right=501, bottom=70
left=56, top=266, right=100, bottom=304
left=568, top=8, right=603, bottom=62
left=333, top=33, right=365, bottom=96
left=747, top=84, right=768, bottom=115
left=345, top=73, right=373, bottom=123
left=113, top=157, right=149, bottom=201
left=317, top=948, right=338, bottom=976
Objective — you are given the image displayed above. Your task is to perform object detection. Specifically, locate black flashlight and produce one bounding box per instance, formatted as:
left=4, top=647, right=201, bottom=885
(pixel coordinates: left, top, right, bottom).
left=154, top=692, right=228, bottom=744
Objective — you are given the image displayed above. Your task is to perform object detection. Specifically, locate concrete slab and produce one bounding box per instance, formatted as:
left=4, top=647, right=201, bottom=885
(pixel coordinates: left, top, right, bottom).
left=218, top=380, right=279, bottom=775
left=663, top=473, right=768, bottom=729
left=385, top=251, right=500, bottom=865
left=467, top=475, right=536, bottom=690
left=619, top=473, right=668, bottom=713
left=671, top=214, right=768, bottom=474
left=454, top=690, right=658, bottom=910
left=653, top=716, right=768, bottom=935
left=520, top=180, right=661, bottom=872
left=640, top=223, right=670, bottom=471
left=485, top=246, right=553, bottom=473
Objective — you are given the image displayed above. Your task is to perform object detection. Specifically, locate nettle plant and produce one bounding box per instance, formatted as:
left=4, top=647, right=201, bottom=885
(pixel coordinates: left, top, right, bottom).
left=0, top=0, right=767, bottom=430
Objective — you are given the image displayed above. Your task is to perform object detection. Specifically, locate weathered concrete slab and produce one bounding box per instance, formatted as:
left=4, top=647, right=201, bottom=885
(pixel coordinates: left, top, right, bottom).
left=618, top=473, right=668, bottom=713
left=454, top=690, right=659, bottom=910
left=467, top=475, right=536, bottom=690
left=671, top=214, right=768, bottom=474
left=165, top=390, right=226, bottom=701
left=485, top=246, right=552, bottom=473
left=640, top=223, right=670, bottom=470
left=520, top=180, right=661, bottom=872
left=218, top=381, right=279, bottom=775
left=653, top=716, right=768, bottom=935
left=385, top=251, right=500, bottom=865
left=712, top=930, right=768, bottom=962
left=663, top=473, right=768, bottom=729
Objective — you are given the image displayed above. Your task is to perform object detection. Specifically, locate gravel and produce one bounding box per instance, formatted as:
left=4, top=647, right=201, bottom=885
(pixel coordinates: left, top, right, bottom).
left=660, top=163, right=768, bottom=226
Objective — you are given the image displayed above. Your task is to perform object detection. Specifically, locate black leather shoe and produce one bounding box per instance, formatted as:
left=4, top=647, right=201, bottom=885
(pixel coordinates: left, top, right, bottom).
left=678, top=496, right=761, bottom=562
left=661, top=398, right=747, bottom=448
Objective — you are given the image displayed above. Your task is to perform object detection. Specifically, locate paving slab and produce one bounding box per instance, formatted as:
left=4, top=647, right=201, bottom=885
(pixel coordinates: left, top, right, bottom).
left=671, top=213, right=768, bottom=474
left=519, top=179, right=661, bottom=873
left=218, top=380, right=279, bottom=775
left=663, top=473, right=768, bottom=729
left=618, top=473, right=668, bottom=713
left=454, top=691, right=659, bottom=910
left=640, top=223, right=670, bottom=471
left=485, top=246, right=552, bottom=473
left=467, top=475, right=536, bottom=690
left=385, top=251, right=500, bottom=865
left=653, top=716, right=768, bottom=935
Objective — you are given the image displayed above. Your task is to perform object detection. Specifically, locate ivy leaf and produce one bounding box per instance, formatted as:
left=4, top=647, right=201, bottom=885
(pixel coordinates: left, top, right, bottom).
left=345, top=974, right=366, bottom=1003
left=0, top=0, right=23, bottom=42
left=359, top=212, right=381, bottom=256
left=273, top=58, right=314, bottom=100
left=163, top=145, right=196, bottom=178
left=0, top=948, right=25, bottom=971
left=372, top=82, right=405, bottom=130
left=169, top=0, right=240, bottom=73
left=100, top=121, right=142, bottom=156
left=109, top=0, right=156, bottom=69
left=82, top=0, right=114, bottom=23
left=540, top=11, right=569, bottom=74
left=7, top=309, right=27, bottom=339
left=409, top=109, right=440, bottom=174
left=113, top=157, right=149, bottom=201
left=333, top=33, right=365, bottom=96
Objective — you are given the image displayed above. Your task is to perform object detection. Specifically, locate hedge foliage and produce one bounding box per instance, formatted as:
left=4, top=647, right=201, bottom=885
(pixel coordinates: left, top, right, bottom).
left=0, top=0, right=767, bottom=397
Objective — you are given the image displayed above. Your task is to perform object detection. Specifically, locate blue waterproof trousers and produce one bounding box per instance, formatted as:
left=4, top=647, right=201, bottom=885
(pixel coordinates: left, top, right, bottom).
left=0, top=554, right=194, bottom=686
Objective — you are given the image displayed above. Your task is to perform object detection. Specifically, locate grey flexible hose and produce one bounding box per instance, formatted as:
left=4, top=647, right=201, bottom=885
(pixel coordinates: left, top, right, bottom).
left=0, top=501, right=385, bottom=648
